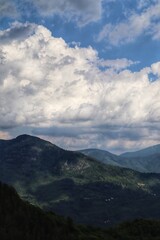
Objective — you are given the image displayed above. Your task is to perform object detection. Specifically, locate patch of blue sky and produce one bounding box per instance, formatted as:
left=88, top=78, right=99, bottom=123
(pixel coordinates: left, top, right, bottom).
left=96, top=34, right=160, bottom=71
left=0, top=0, right=159, bottom=73
left=148, top=72, right=159, bottom=82
left=0, top=17, right=14, bottom=30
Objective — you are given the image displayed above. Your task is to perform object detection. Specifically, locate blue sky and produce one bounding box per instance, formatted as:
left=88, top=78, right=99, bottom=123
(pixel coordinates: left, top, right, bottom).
left=0, top=0, right=160, bottom=153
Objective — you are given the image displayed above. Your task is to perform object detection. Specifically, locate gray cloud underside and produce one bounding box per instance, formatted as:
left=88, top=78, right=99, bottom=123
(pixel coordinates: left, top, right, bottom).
left=32, top=125, right=148, bottom=141
left=0, top=22, right=36, bottom=44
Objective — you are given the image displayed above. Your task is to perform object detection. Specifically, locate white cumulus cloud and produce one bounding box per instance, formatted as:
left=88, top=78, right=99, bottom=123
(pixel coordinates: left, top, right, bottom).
left=99, top=58, right=139, bottom=71
left=0, top=23, right=160, bottom=152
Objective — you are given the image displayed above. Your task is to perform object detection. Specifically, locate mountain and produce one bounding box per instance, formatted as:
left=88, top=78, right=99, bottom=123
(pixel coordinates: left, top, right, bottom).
left=79, top=149, right=121, bottom=167
left=1, top=135, right=160, bottom=227
left=2, top=181, right=160, bottom=240
left=121, top=144, right=160, bottom=158
left=80, top=145, right=160, bottom=173
left=119, top=145, right=160, bottom=173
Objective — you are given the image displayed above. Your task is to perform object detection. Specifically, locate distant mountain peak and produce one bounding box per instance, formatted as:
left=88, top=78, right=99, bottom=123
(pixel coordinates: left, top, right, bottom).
left=120, top=144, right=160, bottom=158
left=15, top=134, right=39, bottom=141
left=80, top=148, right=112, bottom=154
left=78, top=148, right=121, bottom=167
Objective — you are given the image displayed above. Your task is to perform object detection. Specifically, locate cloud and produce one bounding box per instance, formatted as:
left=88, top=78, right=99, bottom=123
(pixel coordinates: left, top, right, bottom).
left=0, top=22, right=36, bottom=44
left=0, top=22, right=99, bottom=129
left=137, top=0, right=153, bottom=10
left=0, top=0, right=103, bottom=26
left=28, top=0, right=102, bottom=26
left=0, top=0, right=18, bottom=18
left=97, top=0, right=160, bottom=45
left=150, top=22, right=160, bottom=40
left=99, top=58, right=139, bottom=71
left=32, top=126, right=85, bottom=138
left=151, top=61, right=160, bottom=76
left=1, top=23, right=160, bottom=153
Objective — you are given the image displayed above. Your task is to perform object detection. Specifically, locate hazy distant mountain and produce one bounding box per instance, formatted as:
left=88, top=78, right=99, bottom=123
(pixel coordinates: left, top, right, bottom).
left=79, top=149, right=121, bottom=167
left=80, top=145, right=160, bottom=173
left=1, top=135, right=160, bottom=227
left=121, top=144, right=160, bottom=158
left=119, top=145, right=160, bottom=173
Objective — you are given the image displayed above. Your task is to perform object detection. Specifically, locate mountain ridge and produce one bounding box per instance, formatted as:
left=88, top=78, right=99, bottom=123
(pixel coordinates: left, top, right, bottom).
left=79, top=144, right=160, bottom=173
left=79, top=148, right=122, bottom=167
left=120, top=144, right=160, bottom=158
left=1, top=134, right=160, bottom=227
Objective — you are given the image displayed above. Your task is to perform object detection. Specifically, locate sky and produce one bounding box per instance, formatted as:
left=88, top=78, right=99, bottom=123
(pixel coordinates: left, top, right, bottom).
left=0, top=0, right=160, bottom=154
